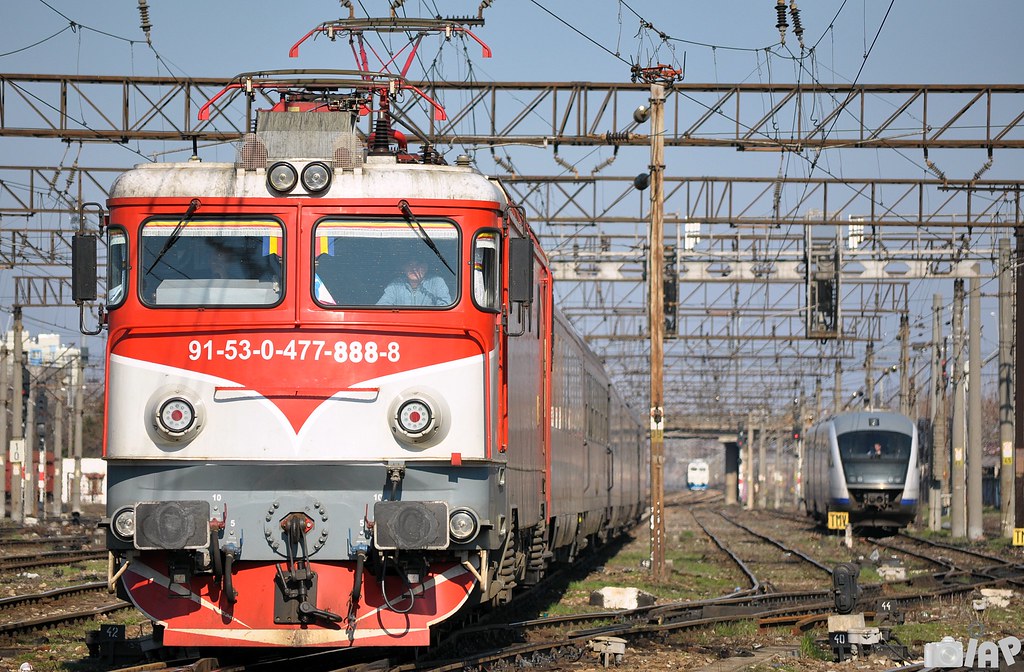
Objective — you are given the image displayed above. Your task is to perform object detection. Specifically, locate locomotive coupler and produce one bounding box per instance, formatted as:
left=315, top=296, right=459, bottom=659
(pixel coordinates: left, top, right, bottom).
left=274, top=513, right=341, bottom=625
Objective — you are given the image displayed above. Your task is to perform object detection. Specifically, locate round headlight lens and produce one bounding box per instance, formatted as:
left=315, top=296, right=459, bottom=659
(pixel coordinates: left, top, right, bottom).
left=112, top=507, right=136, bottom=541
left=301, top=161, right=332, bottom=193
left=268, top=162, right=298, bottom=192
left=158, top=398, right=195, bottom=434
left=397, top=399, right=432, bottom=435
left=449, top=509, right=479, bottom=542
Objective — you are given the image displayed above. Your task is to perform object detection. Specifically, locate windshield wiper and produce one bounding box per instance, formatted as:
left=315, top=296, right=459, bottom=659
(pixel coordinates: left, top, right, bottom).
left=398, top=199, right=455, bottom=276
left=146, top=198, right=201, bottom=274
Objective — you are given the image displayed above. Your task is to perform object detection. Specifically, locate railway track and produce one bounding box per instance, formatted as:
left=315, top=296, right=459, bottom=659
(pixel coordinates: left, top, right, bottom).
left=0, top=549, right=107, bottom=572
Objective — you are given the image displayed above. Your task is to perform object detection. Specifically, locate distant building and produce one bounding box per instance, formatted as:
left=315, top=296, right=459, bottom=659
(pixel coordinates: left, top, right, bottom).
left=61, top=458, right=106, bottom=505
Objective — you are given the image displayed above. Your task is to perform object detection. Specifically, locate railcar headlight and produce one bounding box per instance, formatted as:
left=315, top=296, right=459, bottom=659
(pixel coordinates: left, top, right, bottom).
left=112, top=507, right=136, bottom=541
left=448, top=508, right=479, bottom=543
left=268, top=162, right=298, bottom=192
left=300, top=161, right=332, bottom=193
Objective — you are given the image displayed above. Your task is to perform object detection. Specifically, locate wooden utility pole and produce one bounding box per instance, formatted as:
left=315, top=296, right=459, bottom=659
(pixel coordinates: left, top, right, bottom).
left=648, top=83, right=667, bottom=580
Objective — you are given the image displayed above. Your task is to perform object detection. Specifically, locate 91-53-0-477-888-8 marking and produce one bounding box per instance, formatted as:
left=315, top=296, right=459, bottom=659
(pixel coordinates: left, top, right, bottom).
left=188, top=338, right=402, bottom=363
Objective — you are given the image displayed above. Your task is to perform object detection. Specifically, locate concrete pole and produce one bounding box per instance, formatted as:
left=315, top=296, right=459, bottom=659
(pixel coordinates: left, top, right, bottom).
left=757, top=418, right=767, bottom=509
left=950, top=279, right=967, bottom=539
left=50, top=379, right=64, bottom=518
left=814, top=377, right=822, bottom=419
left=724, top=441, right=739, bottom=506
left=834, top=361, right=842, bottom=414
left=1016, top=223, right=1024, bottom=534
left=865, top=342, right=875, bottom=408
left=749, top=411, right=757, bottom=512
left=967, top=277, right=984, bottom=540
left=24, top=384, right=36, bottom=519
left=793, top=434, right=803, bottom=509
left=899, top=316, right=911, bottom=415
left=0, top=344, right=8, bottom=516
left=929, top=294, right=945, bottom=532
left=11, top=307, right=24, bottom=523
left=998, top=239, right=1015, bottom=538
left=773, top=427, right=782, bottom=510
left=72, top=353, right=85, bottom=515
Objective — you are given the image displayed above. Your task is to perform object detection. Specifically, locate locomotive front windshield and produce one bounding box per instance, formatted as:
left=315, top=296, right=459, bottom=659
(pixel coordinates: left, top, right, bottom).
left=837, top=430, right=912, bottom=485
left=312, top=219, right=459, bottom=308
left=141, top=219, right=284, bottom=306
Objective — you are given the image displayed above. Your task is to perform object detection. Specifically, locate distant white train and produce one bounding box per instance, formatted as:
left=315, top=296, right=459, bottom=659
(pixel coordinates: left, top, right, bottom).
left=803, top=410, right=919, bottom=530
left=687, top=459, right=710, bottom=491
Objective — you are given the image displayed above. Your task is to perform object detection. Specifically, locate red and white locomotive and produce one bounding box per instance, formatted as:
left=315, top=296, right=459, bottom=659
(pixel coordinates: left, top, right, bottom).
left=74, top=71, right=648, bottom=649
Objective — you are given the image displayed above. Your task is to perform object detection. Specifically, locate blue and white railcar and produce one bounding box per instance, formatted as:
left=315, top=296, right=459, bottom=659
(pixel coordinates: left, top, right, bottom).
left=803, top=410, right=919, bottom=530
left=687, top=459, right=710, bottom=491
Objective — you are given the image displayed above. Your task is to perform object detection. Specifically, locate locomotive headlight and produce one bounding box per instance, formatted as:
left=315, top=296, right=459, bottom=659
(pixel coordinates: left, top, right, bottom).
left=300, top=161, right=332, bottom=193
left=150, top=389, right=205, bottom=444
left=268, top=162, right=298, bottom=192
left=112, top=507, right=136, bottom=541
left=158, top=398, right=196, bottom=434
left=388, top=388, right=449, bottom=446
left=448, top=508, right=479, bottom=543
left=397, top=399, right=432, bottom=435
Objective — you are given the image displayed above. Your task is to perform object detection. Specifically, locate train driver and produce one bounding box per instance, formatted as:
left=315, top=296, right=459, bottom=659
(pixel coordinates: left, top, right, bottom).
left=869, top=442, right=883, bottom=458
left=377, top=256, right=451, bottom=306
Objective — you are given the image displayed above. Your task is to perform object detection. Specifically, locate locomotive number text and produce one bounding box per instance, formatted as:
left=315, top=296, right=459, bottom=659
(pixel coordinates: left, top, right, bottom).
left=188, top=338, right=401, bottom=363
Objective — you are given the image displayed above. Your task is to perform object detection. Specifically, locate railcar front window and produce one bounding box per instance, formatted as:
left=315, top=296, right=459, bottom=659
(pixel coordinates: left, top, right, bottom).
left=838, top=430, right=913, bottom=485
left=312, top=219, right=459, bottom=308
left=140, top=219, right=284, bottom=306
left=107, top=229, right=128, bottom=307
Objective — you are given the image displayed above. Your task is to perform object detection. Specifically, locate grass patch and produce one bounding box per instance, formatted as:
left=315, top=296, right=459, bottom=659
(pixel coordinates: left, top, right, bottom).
left=800, top=632, right=832, bottom=661
left=891, top=620, right=954, bottom=646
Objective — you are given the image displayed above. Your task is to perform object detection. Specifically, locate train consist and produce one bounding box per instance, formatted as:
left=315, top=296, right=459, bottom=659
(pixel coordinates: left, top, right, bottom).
left=686, top=460, right=709, bottom=491
left=74, top=71, right=648, bottom=649
left=802, top=410, right=919, bottom=530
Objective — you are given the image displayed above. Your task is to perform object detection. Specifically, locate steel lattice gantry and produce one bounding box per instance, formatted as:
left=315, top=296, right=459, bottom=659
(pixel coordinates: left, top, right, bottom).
left=3, top=75, right=1024, bottom=148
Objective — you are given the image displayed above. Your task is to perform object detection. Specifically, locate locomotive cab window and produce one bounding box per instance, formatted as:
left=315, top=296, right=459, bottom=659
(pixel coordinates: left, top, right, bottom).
left=107, top=228, right=128, bottom=307
left=472, top=231, right=500, bottom=312
left=140, top=218, right=284, bottom=307
left=313, top=219, right=459, bottom=308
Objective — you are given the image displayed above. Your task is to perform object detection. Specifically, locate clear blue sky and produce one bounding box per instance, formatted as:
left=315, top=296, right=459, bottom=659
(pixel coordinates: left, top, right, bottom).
left=2, top=0, right=1021, bottom=389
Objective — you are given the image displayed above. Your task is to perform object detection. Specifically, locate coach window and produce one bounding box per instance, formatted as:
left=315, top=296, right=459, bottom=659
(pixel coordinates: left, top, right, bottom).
left=140, top=218, right=284, bottom=307
left=312, top=219, right=459, bottom=308
left=107, top=229, right=128, bottom=307
left=472, top=231, right=500, bottom=312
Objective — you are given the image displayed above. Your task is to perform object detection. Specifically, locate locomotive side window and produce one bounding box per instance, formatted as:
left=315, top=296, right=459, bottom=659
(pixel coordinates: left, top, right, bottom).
left=140, top=218, right=284, bottom=307
left=106, top=229, right=128, bottom=307
left=472, top=231, right=500, bottom=312
left=312, top=219, right=459, bottom=308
